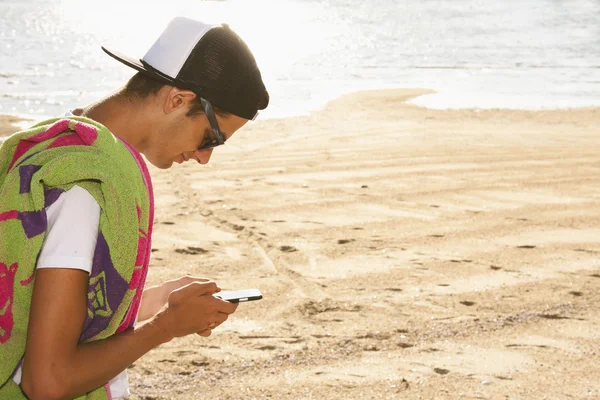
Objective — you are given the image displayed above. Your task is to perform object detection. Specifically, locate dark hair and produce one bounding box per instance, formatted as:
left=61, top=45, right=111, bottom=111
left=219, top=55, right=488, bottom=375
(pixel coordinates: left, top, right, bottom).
left=123, top=72, right=229, bottom=118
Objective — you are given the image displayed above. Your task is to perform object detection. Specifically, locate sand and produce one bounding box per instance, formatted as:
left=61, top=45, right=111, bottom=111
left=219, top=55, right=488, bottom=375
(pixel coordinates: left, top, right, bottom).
left=1, top=89, right=599, bottom=399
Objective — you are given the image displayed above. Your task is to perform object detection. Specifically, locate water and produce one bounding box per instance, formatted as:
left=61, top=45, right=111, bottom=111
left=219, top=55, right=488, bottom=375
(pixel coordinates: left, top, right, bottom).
left=0, top=0, right=599, bottom=122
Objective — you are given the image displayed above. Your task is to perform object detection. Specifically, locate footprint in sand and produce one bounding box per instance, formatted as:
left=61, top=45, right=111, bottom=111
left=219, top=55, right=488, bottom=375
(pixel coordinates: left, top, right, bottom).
left=337, top=239, right=354, bottom=244
left=257, top=345, right=277, bottom=351
left=540, top=314, right=569, bottom=320
left=300, top=299, right=361, bottom=316
left=363, top=344, right=380, bottom=351
left=175, top=350, right=196, bottom=356
left=569, top=291, right=583, bottom=297
left=175, top=246, right=209, bottom=255
left=574, top=248, right=599, bottom=254
left=279, top=245, right=298, bottom=253
left=424, top=348, right=441, bottom=353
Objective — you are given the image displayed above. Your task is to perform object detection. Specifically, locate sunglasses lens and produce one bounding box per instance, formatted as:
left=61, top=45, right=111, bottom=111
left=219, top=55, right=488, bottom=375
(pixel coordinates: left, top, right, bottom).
left=199, top=98, right=226, bottom=150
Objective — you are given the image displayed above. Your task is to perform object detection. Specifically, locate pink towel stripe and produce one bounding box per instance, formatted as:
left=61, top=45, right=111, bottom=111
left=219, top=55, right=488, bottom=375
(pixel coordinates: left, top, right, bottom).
left=47, top=133, right=85, bottom=149
left=29, top=119, right=70, bottom=143
left=19, top=271, right=35, bottom=287
left=8, top=141, right=37, bottom=172
left=74, top=121, right=99, bottom=145
left=0, top=210, right=19, bottom=222
left=7, top=119, right=99, bottom=172
left=116, top=139, right=154, bottom=333
left=104, top=381, right=113, bottom=400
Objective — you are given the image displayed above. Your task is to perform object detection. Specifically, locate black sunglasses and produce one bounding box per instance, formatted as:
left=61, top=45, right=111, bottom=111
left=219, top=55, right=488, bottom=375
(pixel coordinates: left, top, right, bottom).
left=197, top=98, right=226, bottom=151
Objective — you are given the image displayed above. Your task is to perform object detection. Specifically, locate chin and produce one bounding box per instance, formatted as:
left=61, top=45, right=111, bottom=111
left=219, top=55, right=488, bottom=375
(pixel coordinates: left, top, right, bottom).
left=147, top=158, right=172, bottom=170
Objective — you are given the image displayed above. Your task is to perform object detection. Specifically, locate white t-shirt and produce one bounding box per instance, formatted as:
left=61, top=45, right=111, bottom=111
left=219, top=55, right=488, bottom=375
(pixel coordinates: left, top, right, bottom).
left=11, top=185, right=130, bottom=399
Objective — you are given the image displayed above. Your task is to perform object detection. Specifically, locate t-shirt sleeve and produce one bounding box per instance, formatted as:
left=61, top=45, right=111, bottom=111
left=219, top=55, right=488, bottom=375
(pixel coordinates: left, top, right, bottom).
left=37, top=185, right=101, bottom=273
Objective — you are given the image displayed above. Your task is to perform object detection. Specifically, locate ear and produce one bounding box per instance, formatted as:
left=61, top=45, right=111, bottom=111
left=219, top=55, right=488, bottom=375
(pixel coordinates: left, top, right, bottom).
left=163, top=87, right=198, bottom=115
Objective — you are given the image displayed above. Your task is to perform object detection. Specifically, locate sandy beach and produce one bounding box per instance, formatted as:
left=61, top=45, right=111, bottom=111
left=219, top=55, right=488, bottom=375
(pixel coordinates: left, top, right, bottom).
left=1, top=89, right=599, bottom=399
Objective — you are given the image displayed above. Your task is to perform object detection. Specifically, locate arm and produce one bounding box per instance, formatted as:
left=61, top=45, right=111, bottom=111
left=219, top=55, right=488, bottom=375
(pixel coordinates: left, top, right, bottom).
left=21, top=268, right=236, bottom=400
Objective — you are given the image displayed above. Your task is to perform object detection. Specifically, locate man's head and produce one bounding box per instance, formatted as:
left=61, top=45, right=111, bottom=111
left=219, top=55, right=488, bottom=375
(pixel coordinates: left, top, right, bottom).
left=102, top=18, right=269, bottom=169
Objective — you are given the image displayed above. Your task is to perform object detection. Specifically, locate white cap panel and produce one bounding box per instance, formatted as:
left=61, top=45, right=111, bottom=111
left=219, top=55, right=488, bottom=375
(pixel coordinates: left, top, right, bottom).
left=142, top=17, right=216, bottom=79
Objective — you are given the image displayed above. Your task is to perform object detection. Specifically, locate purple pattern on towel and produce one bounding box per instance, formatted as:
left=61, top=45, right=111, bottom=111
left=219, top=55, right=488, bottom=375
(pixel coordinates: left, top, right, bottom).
left=79, top=232, right=129, bottom=342
left=18, top=210, right=47, bottom=238
left=43, top=187, right=65, bottom=208
left=18, top=165, right=42, bottom=194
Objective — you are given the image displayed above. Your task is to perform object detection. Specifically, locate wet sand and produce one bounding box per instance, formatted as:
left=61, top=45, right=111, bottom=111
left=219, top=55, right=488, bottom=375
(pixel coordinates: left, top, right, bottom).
left=2, top=89, right=599, bottom=399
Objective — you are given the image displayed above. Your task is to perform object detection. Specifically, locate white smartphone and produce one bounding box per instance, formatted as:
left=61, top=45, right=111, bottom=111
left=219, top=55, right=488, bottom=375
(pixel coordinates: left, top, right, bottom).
left=214, top=289, right=263, bottom=303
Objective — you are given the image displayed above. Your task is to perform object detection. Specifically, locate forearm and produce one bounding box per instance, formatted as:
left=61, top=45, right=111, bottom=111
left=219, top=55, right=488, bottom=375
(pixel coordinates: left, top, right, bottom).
left=68, top=316, right=172, bottom=398
left=23, top=315, right=172, bottom=399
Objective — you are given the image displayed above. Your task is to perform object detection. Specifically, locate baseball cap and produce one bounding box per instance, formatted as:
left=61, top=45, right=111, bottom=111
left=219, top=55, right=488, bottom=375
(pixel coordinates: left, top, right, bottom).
left=102, top=17, right=269, bottom=120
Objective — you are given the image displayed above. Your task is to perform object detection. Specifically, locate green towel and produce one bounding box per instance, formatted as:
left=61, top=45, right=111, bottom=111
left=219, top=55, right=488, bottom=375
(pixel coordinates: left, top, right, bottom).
left=0, top=117, right=155, bottom=399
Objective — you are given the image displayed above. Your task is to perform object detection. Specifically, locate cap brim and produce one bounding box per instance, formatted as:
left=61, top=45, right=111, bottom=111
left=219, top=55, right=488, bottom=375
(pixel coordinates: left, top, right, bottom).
left=101, top=46, right=176, bottom=85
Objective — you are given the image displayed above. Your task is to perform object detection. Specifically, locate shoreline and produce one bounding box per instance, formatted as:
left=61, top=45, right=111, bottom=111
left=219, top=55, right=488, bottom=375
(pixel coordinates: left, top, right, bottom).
left=1, top=87, right=599, bottom=138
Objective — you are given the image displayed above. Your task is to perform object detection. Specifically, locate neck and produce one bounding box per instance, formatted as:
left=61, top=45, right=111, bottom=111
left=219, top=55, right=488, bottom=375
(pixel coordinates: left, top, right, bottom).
left=74, top=89, right=152, bottom=153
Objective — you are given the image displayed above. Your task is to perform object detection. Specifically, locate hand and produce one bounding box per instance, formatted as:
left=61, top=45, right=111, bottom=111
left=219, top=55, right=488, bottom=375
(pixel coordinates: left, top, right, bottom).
left=138, top=276, right=213, bottom=321
left=155, top=281, right=238, bottom=340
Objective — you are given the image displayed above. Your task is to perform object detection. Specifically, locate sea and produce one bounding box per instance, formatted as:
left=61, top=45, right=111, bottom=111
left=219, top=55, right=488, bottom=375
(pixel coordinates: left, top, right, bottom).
left=0, top=0, right=599, bottom=123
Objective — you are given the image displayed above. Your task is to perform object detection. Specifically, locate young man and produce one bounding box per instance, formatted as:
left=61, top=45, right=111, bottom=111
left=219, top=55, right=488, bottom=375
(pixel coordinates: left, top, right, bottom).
left=0, top=17, right=269, bottom=399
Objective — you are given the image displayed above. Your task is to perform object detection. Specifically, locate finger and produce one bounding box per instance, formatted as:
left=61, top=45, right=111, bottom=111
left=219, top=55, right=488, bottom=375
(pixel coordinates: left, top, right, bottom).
left=213, top=313, right=230, bottom=325
left=196, top=329, right=212, bottom=337
left=183, top=281, right=220, bottom=296
left=170, top=282, right=219, bottom=302
left=163, top=276, right=210, bottom=295
left=213, top=298, right=239, bottom=314
left=178, top=276, right=211, bottom=286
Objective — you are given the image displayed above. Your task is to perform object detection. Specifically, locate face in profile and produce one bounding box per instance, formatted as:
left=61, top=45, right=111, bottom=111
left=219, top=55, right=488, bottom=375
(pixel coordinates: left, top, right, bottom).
left=143, top=90, right=249, bottom=169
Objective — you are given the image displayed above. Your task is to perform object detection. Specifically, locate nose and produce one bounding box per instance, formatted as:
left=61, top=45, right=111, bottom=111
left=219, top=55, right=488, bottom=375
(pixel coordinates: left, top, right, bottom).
left=194, top=149, right=213, bottom=164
